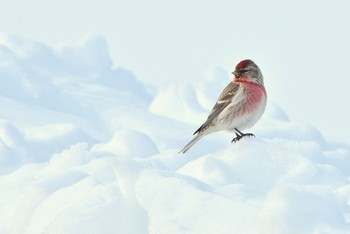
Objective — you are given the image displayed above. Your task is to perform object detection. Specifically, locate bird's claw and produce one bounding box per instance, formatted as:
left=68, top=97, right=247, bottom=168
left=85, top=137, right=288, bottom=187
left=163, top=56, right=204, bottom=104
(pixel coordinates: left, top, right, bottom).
left=244, top=133, right=255, bottom=137
left=231, top=133, right=241, bottom=143
left=231, top=132, right=255, bottom=143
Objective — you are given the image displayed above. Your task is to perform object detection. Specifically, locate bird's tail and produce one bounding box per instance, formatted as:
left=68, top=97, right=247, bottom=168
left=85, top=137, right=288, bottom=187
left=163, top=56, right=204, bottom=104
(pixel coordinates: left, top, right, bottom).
left=179, top=134, right=204, bottom=154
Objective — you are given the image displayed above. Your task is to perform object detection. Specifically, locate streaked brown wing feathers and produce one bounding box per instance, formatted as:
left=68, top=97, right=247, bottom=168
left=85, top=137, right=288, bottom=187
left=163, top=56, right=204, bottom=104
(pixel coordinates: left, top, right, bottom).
left=194, top=82, right=240, bottom=135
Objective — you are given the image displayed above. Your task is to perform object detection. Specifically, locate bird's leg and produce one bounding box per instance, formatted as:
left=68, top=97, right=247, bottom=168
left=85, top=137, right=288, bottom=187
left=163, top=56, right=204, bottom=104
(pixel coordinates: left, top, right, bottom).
left=235, top=128, right=255, bottom=137
left=231, top=128, right=255, bottom=143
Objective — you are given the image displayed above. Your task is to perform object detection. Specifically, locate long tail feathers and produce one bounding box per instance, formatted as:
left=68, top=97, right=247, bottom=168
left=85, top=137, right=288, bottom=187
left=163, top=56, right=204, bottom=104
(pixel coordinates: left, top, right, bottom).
left=179, top=134, right=204, bottom=154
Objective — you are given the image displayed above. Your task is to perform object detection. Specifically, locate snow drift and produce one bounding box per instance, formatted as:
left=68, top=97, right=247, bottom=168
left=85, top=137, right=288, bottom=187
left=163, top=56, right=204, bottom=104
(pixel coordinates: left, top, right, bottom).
left=0, top=34, right=349, bottom=234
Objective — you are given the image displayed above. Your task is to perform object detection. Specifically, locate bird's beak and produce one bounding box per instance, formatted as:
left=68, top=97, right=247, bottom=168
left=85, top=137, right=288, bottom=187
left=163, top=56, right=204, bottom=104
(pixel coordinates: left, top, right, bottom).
left=232, top=70, right=240, bottom=78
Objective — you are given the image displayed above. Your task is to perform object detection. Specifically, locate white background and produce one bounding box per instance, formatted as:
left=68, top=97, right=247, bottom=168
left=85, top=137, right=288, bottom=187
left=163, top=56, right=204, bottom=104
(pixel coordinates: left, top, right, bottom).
left=1, top=0, right=349, bottom=142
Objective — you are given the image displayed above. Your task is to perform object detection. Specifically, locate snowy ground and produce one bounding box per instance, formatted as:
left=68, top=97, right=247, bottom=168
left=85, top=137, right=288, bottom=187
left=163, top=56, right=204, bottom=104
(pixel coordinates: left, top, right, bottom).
left=0, top=34, right=350, bottom=234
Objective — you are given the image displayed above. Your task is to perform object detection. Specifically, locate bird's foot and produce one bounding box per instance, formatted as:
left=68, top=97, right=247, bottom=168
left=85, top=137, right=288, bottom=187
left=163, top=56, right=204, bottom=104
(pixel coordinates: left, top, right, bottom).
left=231, top=133, right=242, bottom=143
left=231, top=131, right=255, bottom=143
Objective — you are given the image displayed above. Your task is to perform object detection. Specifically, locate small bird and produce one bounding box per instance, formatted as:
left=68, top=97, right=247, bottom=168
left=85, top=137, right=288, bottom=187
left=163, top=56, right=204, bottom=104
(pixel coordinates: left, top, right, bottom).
left=179, top=59, right=267, bottom=153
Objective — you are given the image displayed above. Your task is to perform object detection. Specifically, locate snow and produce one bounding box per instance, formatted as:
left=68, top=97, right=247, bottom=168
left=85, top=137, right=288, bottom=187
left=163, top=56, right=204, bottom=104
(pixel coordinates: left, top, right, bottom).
left=0, top=34, right=349, bottom=234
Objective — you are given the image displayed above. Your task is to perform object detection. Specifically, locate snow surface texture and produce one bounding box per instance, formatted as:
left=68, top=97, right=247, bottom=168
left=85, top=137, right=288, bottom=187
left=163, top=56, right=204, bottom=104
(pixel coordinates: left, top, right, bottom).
left=0, top=34, right=350, bottom=234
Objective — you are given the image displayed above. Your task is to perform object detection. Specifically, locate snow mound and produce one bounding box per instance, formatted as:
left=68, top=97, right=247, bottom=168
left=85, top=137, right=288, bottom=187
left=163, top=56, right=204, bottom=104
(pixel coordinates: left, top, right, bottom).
left=149, top=83, right=207, bottom=124
left=0, top=34, right=349, bottom=234
left=92, top=129, right=159, bottom=158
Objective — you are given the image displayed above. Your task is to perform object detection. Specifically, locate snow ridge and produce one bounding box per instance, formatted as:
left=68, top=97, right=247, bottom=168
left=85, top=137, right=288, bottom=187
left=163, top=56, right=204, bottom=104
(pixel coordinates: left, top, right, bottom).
left=0, top=34, right=349, bottom=234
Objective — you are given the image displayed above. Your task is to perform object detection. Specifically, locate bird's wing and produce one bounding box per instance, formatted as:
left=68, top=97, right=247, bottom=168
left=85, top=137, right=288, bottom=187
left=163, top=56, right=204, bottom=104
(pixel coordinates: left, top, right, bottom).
left=194, top=82, right=241, bottom=135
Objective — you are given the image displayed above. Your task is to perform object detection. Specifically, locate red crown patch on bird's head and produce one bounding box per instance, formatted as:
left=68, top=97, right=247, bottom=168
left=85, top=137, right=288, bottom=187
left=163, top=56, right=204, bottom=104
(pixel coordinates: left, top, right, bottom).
left=236, top=59, right=253, bottom=69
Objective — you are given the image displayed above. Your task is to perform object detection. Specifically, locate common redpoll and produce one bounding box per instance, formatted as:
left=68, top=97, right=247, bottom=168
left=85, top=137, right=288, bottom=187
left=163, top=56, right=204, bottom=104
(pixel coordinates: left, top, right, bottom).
left=179, top=59, right=267, bottom=153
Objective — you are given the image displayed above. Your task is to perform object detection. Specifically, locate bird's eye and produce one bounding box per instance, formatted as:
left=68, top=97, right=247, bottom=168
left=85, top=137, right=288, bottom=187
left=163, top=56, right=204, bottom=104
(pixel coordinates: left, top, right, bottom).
left=240, top=69, right=248, bottom=73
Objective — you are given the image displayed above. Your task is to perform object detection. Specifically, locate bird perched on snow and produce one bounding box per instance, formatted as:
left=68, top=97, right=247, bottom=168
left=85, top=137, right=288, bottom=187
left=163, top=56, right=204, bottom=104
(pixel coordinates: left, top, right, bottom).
left=179, top=59, right=267, bottom=153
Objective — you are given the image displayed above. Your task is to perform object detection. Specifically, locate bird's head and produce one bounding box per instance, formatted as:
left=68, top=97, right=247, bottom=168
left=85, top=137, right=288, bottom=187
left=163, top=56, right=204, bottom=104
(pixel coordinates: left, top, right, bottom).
left=232, top=59, right=264, bottom=84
